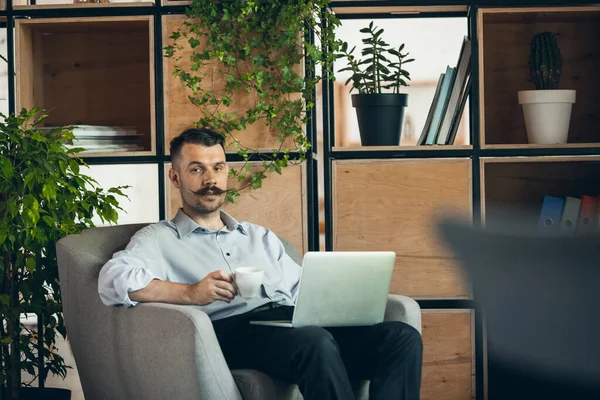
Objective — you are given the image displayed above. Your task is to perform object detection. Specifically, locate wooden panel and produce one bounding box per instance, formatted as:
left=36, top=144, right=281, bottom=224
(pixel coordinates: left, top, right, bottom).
left=481, top=157, right=600, bottom=226
left=479, top=8, right=600, bottom=146
left=15, top=17, right=155, bottom=155
left=165, top=162, right=307, bottom=255
left=15, top=20, right=37, bottom=111
left=421, top=310, right=474, bottom=400
left=333, top=159, right=472, bottom=298
left=162, top=15, right=301, bottom=154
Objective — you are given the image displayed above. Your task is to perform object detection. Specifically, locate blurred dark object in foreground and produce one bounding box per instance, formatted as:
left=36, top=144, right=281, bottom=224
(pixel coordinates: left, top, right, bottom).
left=437, top=210, right=600, bottom=400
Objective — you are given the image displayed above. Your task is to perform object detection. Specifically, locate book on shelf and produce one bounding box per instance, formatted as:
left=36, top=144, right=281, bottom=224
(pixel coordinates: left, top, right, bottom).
left=418, top=35, right=472, bottom=146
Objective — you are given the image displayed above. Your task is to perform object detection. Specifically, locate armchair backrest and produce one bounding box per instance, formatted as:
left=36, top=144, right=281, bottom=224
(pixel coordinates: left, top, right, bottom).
left=56, top=223, right=149, bottom=400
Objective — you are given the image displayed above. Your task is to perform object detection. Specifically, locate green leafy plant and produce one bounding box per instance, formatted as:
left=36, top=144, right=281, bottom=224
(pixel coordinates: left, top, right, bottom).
left=529, top=31, right=562, bottom=90
left=337, top=21, right=414, bottom=94
left=0, top=108, right=128, bottom=399
left=164, top=0, right=341, bottom=203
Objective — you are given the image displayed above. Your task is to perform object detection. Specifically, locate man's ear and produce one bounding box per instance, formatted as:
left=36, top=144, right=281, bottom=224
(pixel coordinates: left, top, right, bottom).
left=168, top=167, right=181, bottom=189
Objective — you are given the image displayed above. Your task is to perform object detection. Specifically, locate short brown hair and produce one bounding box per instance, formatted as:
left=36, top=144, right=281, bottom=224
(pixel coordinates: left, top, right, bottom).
left=170, top=127, right=225, bottom=167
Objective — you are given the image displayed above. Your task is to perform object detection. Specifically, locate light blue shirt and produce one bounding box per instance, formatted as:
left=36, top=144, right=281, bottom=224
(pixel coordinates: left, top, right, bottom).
left=97, top=208, right=302, bottom=321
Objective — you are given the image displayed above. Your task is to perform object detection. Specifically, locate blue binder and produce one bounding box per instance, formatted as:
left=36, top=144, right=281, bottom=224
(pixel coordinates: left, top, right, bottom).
left=537, top=195, right=565, bottom=230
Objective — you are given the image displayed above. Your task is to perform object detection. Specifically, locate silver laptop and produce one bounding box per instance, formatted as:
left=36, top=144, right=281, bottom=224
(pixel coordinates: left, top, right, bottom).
left=250, top=251, right=396, bottom=328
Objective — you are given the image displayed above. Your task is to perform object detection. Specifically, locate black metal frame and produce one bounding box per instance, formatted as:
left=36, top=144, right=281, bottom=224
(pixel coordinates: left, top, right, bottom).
left=2, top=0, right=599, bottom=395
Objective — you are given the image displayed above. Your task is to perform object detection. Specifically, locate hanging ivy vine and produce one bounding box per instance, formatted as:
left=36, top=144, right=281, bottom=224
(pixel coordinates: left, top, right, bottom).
left=164, top=0, right=341, bottom=202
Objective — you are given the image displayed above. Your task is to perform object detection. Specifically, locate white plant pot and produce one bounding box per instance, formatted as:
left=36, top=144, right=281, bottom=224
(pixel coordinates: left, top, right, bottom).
left=518, top=89, right=576, bottom=144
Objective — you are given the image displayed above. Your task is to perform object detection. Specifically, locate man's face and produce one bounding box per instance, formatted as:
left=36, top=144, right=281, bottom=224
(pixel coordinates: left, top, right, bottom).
left=169, top=143, right=229, bottom=216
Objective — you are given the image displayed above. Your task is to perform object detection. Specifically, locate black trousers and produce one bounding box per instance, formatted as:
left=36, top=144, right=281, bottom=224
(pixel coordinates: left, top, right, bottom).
left=212, top=304, right=423, bottom=400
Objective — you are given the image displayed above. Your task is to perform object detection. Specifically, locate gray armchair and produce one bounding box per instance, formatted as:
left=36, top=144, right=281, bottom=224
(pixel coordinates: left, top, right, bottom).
left=56, top=223, right=422, bottom=400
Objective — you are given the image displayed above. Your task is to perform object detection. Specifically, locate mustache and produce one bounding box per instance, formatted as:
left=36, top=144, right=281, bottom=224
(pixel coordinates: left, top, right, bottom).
left=192, top=186, right=227, bottom=196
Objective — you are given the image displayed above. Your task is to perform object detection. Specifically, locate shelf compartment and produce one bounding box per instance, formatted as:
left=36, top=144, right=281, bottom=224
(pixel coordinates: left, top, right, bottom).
left=15, top=16, right=156, bottom=157
left=164, top=162, right=308, bottom=255
left=481, top=156, right=600, bottom=227
left=478, top=6, right=600, bottom=147
left=162, top=15, right=303, bottom=155
left=332, top=158, right=473, bottom=298
left=421, top=310, right=474, bottom=400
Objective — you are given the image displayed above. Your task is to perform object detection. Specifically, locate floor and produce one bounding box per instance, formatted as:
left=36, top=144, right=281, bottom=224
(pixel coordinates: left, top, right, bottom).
left=22, top=334, right=85, bottom=400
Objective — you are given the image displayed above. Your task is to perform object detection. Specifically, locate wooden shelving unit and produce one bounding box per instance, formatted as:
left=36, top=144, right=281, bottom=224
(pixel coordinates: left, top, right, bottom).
left=15, top=16, right=156, bottom=157
left=326, top=2, right=600, bottom=400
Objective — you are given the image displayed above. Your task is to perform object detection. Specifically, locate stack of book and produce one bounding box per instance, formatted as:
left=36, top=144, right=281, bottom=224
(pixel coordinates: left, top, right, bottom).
left=43, top=125, right=144, bottom=153
left=418, top=36, right=472, bottom=146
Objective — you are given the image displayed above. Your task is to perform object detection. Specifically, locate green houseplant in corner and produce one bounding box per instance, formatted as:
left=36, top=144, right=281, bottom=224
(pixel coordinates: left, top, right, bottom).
left=164, top=0, right=341, bottom=203
left=0, top=108, right=128, bottom=400
left=337, top=21, right=415, bottom=146
left=518, top=31, right=576, bottom=145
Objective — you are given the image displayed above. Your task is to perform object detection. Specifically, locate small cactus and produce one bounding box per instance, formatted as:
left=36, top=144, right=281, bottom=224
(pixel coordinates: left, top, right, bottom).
left=529, top=32, right=562, bottom=90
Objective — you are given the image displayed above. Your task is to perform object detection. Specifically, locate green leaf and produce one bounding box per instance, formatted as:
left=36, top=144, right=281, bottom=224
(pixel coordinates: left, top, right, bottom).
left=42, top=215, right=57, bottom=226
left=0, top=155, right=13, bottom=178
left=269, top=162, right=282, bottom=175
left=26, top=257, right=36, bottom=272
left=188, top=37, right=200, bottom=49
left=42, top=183, right=57, bottom=200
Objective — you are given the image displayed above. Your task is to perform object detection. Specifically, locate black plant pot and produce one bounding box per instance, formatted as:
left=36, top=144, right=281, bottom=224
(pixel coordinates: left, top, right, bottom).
left=351, top=93, right=408, bottom=146
left=1, top=387, right=71, bottom=400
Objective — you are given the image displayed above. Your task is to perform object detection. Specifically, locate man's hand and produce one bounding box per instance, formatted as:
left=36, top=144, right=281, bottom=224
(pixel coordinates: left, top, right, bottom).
left=188, top=270, right=238, bottom=305
left=128, top=270, right=237, bottom=306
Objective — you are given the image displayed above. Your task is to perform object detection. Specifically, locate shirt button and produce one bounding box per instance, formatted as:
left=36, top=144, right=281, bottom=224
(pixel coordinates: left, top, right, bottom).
left=226, top=253, right=231, bottom=256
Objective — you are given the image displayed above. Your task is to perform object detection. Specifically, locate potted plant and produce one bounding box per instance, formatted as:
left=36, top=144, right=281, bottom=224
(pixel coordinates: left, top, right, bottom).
left=0, top=108, right=127, bottom=399
left=518, top=31, right=576, bottom=144
left=164, top=0, right=342, bottom=202
left=336, top=21, right=414, bottom=146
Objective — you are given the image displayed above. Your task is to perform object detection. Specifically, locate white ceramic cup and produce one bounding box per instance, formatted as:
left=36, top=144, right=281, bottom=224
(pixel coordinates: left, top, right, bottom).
left=233, top=267, right=264, bottom=298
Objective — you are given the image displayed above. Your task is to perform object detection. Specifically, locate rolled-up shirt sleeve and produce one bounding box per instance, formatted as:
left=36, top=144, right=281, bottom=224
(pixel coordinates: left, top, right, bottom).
left=98, top=225, right=162, bottom=307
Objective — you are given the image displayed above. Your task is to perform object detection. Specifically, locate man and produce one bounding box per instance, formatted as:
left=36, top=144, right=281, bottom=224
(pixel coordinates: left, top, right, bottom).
left=98, top=127, right=423, bottom=400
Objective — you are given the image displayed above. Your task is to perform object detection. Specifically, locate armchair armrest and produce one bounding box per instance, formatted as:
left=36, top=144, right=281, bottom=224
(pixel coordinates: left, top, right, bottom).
left=114, top=302, right=243, bottom=400
left=384, top=294, right=422, bottom=334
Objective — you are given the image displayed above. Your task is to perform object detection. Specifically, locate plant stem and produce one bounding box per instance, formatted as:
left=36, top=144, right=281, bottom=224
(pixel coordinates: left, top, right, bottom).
left=5, top=251, right=20, bottom=399
left=37, top=314, right=45, bottom=389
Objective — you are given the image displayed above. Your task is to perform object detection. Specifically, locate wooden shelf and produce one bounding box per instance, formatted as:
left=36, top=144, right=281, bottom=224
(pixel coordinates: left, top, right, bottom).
left=483, top=143, right=600, bottom=150
left=15, top=16, right=156, bottom=157
left=480, top=155, right=600, bottom=226
left=333, top=145, right=473, bottom=152
left=12, top=1, right=153, bottom=9
left=330, top=5, right=468, bottom=16
left=332, top=158, right=473, bottom=299
left=478, top=6, right=600, bottom=147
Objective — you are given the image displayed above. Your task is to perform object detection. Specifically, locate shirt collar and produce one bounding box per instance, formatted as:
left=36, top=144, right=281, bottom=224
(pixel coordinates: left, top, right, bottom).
left=172, top=208, right=248, bottom=238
